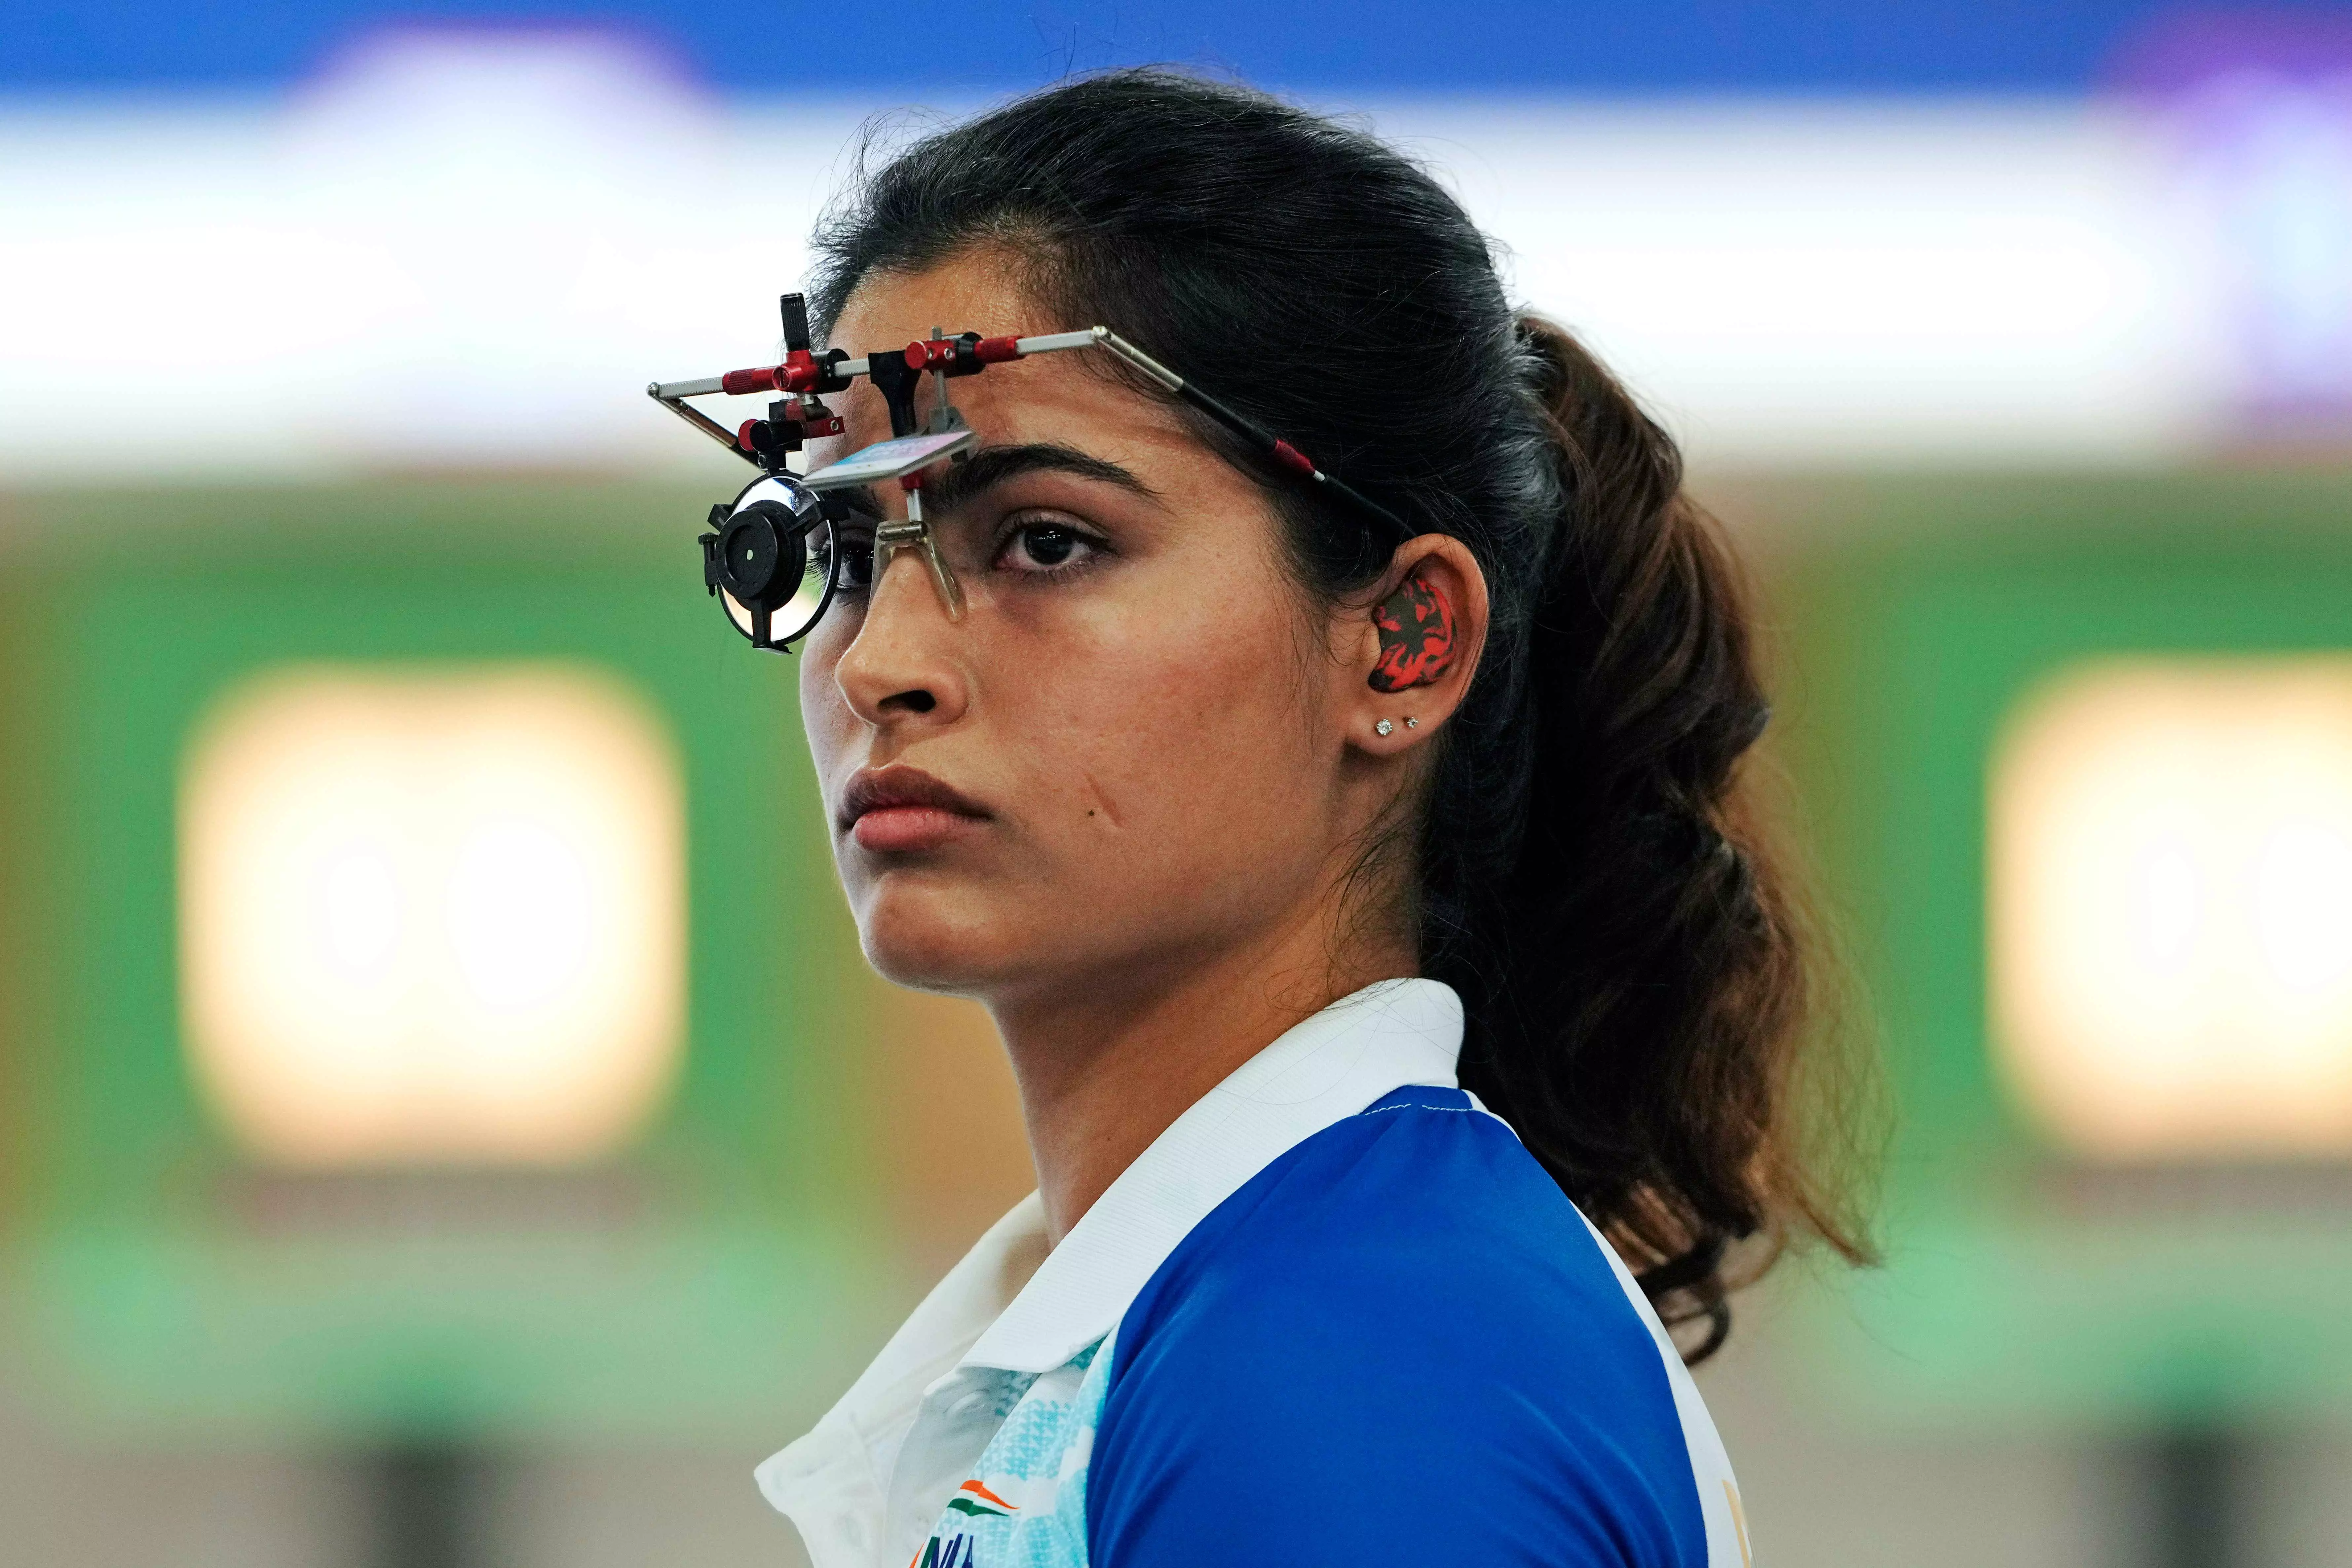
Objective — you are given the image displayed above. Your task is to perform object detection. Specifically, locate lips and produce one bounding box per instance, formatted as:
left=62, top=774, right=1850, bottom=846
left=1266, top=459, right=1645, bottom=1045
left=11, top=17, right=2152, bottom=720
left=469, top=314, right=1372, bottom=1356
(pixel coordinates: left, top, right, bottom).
left=839, top=765, right=991, bottom=853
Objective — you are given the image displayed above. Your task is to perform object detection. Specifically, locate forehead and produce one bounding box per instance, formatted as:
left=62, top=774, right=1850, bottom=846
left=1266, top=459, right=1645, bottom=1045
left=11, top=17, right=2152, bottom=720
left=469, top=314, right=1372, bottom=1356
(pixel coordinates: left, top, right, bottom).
left=825, top=257, right=1193, bottom=453
left=828, top=249, right=1044, bottom=345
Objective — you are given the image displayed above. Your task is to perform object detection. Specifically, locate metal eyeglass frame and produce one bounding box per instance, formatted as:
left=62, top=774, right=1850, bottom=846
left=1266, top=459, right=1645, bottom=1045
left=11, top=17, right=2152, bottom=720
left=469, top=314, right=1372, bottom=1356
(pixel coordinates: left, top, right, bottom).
left=648, top=294, right=1411, bottom=651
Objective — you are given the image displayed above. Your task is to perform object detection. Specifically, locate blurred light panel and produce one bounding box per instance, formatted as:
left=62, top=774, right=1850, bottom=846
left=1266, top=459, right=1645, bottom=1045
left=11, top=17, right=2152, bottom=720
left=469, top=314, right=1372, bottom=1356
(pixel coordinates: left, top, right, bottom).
left=1989, top=658, right=2352, bottom=1161
left=0, top=24, right=2265, bottom=478
left=1388, top=99, right=2209, bottom=462
left=178, top=663, right=687, bottom=1167
left=0, top=28, right=830, bottom=477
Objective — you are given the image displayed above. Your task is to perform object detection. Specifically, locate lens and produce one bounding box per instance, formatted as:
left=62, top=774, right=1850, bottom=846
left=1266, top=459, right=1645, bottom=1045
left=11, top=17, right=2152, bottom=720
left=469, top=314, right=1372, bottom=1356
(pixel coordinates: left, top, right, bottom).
left=719, top=585, right=758, bottom=639
left=775, top=525, right=834, bottom=635
left=710, top=474, right=834, bottom=648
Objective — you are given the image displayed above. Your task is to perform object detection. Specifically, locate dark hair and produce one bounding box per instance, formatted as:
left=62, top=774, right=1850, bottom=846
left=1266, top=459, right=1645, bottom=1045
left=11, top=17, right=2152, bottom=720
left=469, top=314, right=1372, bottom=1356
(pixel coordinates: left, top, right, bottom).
left=810, top=70, right=1870, bottom=1359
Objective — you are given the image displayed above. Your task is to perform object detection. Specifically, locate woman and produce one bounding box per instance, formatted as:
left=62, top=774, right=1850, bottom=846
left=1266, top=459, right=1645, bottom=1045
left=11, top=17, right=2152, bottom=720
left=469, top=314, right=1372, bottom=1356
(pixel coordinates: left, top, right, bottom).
left=751, top=70, right=1866, bottom=1568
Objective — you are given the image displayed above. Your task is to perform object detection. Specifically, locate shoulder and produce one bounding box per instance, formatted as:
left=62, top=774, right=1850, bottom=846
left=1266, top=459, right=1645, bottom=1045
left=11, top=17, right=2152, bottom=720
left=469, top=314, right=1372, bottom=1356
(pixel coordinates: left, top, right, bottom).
left=1085, top=1088, right=1715, bottom=1568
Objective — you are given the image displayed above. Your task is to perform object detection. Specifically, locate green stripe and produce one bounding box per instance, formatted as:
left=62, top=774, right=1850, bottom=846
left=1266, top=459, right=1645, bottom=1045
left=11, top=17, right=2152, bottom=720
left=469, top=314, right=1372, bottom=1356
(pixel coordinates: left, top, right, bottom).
left=945, top=1497, right=1011, bottom=1517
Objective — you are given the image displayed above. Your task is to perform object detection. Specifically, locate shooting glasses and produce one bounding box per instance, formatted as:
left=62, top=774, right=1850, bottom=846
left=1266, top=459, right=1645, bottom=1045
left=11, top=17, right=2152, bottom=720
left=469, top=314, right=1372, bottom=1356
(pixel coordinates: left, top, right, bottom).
left=649, top=294, right=1409, bottom=651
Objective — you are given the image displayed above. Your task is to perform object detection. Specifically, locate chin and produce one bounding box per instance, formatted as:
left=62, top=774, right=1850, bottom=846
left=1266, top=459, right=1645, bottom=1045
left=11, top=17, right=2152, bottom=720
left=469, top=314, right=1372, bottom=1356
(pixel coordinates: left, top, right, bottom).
left=850, top=873, right=1027, bottom=995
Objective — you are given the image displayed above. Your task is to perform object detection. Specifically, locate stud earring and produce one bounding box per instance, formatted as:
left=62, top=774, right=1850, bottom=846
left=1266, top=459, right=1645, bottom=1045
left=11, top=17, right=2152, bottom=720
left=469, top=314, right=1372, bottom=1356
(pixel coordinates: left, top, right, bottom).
left=1405, top=717, right=1419, bottom=729
left=1374, top=719, right=1393, bottom=737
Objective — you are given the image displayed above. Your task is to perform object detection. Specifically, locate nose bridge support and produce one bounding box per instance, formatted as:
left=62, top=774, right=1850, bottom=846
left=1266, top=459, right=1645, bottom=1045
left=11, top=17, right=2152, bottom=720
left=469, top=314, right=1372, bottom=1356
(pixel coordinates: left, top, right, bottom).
left=834, top=518, right=970, bottom=724
left=873, top=485, right=965, bottom=622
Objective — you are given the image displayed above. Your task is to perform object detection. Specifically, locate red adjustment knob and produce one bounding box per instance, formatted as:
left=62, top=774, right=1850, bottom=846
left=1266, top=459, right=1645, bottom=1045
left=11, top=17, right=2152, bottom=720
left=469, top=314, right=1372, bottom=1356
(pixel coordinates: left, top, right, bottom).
left=778, top=349, right=826, bottom=393
left=722, top=365, right=782, bottom=396
left=973, top=336, right=1021, bottom=363
left=737, top=419, right=763, bottom=452
left=904, top=339, right=958, bottom=371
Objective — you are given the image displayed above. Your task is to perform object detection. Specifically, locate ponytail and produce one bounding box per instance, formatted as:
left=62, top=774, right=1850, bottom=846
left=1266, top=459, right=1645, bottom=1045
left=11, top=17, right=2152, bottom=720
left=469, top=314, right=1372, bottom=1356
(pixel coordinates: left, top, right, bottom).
left=811, top=69, right=1872, bottom=1361
left=1427, top=318, right=1868, bottom=1359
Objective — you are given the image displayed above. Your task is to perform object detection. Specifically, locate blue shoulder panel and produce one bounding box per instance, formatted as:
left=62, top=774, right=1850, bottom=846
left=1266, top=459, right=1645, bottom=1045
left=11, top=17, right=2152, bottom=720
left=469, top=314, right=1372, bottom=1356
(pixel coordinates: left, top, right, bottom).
left=1086, top=1087, right=1706, bottom=1567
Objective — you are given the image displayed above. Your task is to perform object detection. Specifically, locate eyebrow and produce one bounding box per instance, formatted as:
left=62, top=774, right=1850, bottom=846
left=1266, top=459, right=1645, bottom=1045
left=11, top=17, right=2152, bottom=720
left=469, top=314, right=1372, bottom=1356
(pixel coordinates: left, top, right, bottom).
left=911, top=441, right=1161, bottom=515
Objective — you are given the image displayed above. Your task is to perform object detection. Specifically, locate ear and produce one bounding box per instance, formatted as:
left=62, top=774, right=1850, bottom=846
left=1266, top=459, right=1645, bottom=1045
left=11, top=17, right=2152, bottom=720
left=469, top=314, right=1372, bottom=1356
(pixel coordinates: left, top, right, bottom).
left=1344, top=534, right=1489, bottom=756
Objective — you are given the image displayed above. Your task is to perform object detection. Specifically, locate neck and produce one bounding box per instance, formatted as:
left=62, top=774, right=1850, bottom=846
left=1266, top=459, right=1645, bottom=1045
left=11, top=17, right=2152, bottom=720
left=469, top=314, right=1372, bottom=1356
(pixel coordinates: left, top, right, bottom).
left=991, top=909, right=1415, bottom=1244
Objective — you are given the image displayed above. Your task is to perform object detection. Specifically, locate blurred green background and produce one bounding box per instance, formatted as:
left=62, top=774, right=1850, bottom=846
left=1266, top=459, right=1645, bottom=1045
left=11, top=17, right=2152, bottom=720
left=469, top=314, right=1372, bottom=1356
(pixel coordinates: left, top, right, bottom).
left=6, top=468, right=2350, bottom=1566
left=1752, top=474, right=2352, bottom=1426
left=3, top=482, right=882, bottom=1440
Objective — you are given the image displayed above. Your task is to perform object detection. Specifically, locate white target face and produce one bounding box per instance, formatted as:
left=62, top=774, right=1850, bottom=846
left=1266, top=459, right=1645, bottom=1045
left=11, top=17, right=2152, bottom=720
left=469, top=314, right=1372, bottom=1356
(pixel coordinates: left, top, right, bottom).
left=1989, top=657, right=2352, bottom=1161
left=177, top=664, right=687, bottom=1167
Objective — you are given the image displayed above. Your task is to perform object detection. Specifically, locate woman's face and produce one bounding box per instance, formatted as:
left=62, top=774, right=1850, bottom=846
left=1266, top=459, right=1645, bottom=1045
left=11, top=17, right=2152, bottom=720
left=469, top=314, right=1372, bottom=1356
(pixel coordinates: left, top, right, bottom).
left=802, top=255, right=1418, bottom=1005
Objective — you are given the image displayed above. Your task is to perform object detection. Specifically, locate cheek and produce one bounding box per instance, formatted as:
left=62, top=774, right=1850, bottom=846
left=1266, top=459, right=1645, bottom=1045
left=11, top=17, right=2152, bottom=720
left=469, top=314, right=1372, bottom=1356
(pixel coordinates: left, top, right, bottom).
left=1021, top=589, right=1317, bottom=837
left=797, top=636, right=853, bottom=762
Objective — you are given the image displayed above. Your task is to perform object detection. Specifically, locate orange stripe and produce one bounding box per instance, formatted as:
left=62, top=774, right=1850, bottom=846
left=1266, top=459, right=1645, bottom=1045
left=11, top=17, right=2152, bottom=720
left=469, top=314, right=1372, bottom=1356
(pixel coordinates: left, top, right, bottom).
left=959, top=1479, right=1017, bottom=1511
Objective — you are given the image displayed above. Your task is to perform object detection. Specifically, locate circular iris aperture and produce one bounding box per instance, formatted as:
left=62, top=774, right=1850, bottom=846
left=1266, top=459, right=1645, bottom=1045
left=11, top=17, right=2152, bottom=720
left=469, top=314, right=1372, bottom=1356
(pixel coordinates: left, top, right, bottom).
left=712, top=473, right=831, bottom=649
left=719, top=508, right=795, bottom=600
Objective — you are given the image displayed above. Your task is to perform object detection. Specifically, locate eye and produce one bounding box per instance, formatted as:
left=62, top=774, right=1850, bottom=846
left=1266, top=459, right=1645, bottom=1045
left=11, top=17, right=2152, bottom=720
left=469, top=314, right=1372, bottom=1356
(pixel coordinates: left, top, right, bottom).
left=839, top=535, right=876, bottom=592
left=997, top=519, right=1101, bottom=575
left=817, top=525, right=876, bottom=593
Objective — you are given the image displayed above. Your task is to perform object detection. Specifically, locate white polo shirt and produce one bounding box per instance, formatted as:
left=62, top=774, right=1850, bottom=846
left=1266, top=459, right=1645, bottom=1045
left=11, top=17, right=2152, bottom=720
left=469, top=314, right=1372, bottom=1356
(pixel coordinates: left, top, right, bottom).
left=756, top=977, right=1750, bottom=1568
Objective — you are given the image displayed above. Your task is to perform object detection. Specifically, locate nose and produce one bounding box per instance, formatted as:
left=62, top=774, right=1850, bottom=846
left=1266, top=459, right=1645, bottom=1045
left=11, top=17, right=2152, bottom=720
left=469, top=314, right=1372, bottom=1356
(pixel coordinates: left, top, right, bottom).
left=834, top=540, right=971, bottom=729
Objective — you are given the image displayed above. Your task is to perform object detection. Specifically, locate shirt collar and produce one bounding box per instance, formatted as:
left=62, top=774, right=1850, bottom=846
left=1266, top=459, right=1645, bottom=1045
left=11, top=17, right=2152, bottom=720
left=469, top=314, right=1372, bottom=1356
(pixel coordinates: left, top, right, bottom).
left=756, top=976, right=1462, bottom=1558
left=753, top=1193, right=1049, bottom=1562
left=963, top=975, right=1461, bottom=1374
